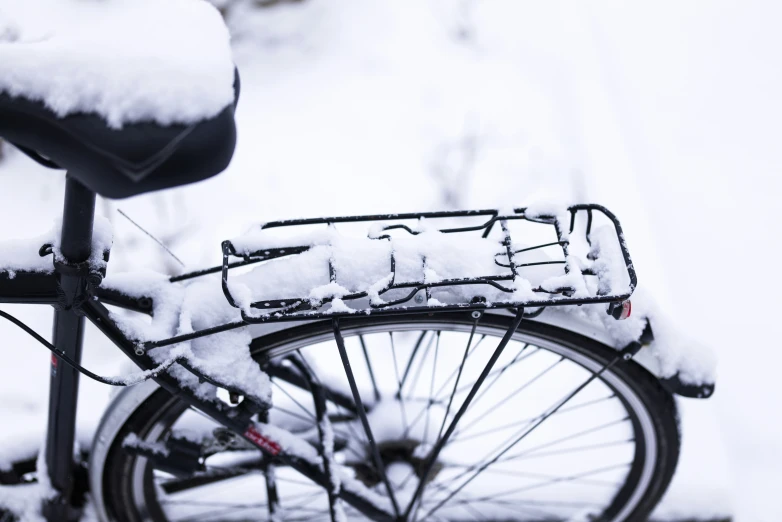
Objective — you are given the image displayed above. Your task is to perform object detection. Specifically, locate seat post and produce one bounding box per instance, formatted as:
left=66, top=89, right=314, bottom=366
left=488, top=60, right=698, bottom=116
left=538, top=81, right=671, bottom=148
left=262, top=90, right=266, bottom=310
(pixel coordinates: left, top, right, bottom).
left=43, top=175, right=96, bottom=521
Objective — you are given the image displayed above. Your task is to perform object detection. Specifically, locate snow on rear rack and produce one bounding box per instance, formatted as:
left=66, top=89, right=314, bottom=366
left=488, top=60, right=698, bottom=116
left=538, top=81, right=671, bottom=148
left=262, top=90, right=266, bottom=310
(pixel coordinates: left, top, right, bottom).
left=220, top=205, right=637, bottom=323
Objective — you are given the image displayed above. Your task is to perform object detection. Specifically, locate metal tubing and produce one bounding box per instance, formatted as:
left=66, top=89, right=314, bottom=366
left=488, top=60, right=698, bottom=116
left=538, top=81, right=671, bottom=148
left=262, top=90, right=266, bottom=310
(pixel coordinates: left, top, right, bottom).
left=59, top=177, right=96, bottom=261
left=288, top=356, right=341, bottom=521
left=82, top=300, right=395, bottom=521
left=332, top=319, right=401, bottom=518
left=263, top=465, right=280, bottom=519
left=0, top=272, right=58, bottom=304
left=43, top=177, right=96, bottom=521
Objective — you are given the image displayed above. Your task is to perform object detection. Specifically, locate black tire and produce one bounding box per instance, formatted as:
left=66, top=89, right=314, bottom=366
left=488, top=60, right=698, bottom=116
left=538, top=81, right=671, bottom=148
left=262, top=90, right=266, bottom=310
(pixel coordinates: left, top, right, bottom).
left=96, top=312, right=680, bottom=522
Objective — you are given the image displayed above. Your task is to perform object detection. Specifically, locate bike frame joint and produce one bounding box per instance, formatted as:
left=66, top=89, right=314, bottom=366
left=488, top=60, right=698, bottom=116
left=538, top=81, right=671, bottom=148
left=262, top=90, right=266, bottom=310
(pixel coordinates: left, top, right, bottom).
left=47, top=248, right=110, bottom=313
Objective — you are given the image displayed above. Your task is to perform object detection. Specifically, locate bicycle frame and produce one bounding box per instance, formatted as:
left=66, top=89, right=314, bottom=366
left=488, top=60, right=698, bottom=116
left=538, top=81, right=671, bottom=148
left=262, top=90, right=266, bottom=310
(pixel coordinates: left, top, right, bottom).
left=0, top=176, right=650, bottom=521
left=0, top=177, right=404, bottom=521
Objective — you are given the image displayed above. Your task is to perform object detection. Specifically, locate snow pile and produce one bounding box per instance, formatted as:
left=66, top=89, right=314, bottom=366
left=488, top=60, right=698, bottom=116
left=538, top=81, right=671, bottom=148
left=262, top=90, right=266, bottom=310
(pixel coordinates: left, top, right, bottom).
left=0, top=483, right=48, bottom=522
left=104, top=270, right=271, bottom=406
left=228, top=213, right=636, bottom=316
left=0, top=442, right=55, bottom=522
left=122, top=433, right=170, bottom=457
left=546, top=289, right=717, bottom=386
left=0, top=0, right=234, bottom=128
left=101, top=205, right=713, bottom=405
left=0, top=216, right=113, bottom=277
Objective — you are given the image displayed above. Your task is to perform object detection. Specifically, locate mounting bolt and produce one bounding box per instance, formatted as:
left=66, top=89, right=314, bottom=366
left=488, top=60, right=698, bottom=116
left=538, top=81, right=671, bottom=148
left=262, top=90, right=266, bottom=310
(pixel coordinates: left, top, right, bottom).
left=623, top=352, right=632, bottom=361
left=86, top=273, right=103, bottom=287
left=471, top=311, right=482, bottom=319
left=414, top=294, right=425, bottom=304
left=134, top=346, right=146, bottom=356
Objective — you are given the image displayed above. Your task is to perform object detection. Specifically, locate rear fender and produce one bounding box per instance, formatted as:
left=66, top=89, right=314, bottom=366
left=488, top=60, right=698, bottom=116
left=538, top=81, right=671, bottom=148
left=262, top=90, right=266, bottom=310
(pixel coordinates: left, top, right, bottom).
left=525, top=308, right=714, bottom=399
left=245, top=307, right=713, bottom=399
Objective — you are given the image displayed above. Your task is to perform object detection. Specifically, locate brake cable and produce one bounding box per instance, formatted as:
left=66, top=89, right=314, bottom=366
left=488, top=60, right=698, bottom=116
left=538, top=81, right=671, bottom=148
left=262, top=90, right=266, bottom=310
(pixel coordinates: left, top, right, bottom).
left=0, top=308, right=181, bottom=386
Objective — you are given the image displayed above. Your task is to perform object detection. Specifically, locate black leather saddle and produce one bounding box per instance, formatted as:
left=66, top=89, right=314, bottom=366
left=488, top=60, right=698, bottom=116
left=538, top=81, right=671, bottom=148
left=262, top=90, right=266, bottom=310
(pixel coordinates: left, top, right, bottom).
left=0, top=70, right=240, bottom=199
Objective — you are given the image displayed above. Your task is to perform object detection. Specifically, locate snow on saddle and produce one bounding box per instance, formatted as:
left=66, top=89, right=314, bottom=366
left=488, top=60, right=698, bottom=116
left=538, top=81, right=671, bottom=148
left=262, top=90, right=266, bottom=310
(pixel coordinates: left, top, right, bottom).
left=0, top=0, right=238, bottom=198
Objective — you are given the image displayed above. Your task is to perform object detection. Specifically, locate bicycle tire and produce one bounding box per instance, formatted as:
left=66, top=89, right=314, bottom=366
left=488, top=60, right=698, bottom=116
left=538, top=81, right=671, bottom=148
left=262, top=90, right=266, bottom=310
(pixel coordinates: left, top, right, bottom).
left=91, top=312, right=680, bottom=522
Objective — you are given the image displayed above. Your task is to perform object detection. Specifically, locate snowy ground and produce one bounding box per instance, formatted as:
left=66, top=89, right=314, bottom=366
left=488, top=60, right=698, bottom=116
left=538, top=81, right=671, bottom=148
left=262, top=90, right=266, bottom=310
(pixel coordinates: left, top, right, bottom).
left=0, top=1, right=780, bottom=520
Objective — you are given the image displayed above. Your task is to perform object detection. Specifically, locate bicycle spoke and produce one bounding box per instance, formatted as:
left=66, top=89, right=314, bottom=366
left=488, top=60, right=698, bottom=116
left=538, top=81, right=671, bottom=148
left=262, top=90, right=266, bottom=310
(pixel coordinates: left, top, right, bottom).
left=430, top=414, right=629, bottom=495
left=458, top=496, right=602, bottom=509
left=272, top=380, right=315, bottom=421
left=458, top=500, right=487, bottom=522
left=403, top=309, right=525, bottom=520
left=420, top=351, right=625, bottom=520
left=400, top=334, right=487, bottom=440
left=435, top=318, right=478, bottom=445
left=292, top=350, right=373, bottom=468
left=275, top=475, right=329, bottom=488
left=428, top=492, right=602, bottom=521
left=140, top=318, right=651, bottom=522
left=404, top=317, right=483, bottom=504
left=419, top=486, right=561, bottom=521
left=165, top=490, right=321, bottom=510
left=451, top=462, right=632, bottom=504
left=497, top=418, right=631, bottom=463
left=467, top=341, right=531, bottom=406
left=506, top=438, right=635, bottom=461
left=272, top=404, right=315, bottom=424
left=333, top=319, right=400, bottom=517
left=449, top=393, right=616, bottom=443
left=360, top=334, right=382, bottom=402
left=442, top=463, right=622, bottom=486
left=437, top=345, right=540, bottom=403
left=422, top=331, right=441, bottom=445
left=406, top=330, right=437, bottom=400
left=454, top=356, right=564, bottom=435
left=422, top=462, right=631, bottom=522
left=389, top=332, right=409, bottom=435
left=428, top=334, right=487, bottom=402
left=335, top=403, right=374, bottom=465
left=398, top=331, right=428, bottom=397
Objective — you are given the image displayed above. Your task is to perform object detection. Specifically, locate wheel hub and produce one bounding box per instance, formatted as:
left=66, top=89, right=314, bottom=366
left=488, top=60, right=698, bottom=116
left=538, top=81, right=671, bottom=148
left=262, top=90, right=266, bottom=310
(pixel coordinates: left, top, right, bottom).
left=351, top=438, right=443, bottom=488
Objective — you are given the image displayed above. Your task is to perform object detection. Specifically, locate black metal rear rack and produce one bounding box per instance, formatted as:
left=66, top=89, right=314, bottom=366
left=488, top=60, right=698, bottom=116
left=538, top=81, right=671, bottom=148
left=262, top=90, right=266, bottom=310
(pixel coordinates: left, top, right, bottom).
left=218, top=204, right=636, bottom=324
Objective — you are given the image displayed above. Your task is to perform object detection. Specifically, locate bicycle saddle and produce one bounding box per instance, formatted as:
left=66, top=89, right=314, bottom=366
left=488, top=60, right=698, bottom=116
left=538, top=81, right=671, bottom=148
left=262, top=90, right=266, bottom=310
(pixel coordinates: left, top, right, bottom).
left=0, top=0, right=238, bottom=199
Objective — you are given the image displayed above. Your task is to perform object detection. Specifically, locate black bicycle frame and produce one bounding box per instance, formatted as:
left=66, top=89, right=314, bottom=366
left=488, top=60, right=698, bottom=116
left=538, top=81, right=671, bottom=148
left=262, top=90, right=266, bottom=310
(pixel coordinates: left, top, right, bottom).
left=0, top=177, right=397, bottom=521
left=0, top=172, right=712, bottom=522
left=42, top=178, right=95, bottom=520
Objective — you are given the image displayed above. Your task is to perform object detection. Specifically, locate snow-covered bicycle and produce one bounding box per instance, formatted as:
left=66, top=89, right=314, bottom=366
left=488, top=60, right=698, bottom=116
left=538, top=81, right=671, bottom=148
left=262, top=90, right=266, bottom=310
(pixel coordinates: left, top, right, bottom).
left=0, top=2, right=713, bottom=521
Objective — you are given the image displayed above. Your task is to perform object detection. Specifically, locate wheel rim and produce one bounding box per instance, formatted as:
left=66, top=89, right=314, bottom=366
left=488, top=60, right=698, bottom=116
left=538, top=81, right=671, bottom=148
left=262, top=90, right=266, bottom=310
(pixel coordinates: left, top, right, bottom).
left=123, top=317, right=658, bottom=522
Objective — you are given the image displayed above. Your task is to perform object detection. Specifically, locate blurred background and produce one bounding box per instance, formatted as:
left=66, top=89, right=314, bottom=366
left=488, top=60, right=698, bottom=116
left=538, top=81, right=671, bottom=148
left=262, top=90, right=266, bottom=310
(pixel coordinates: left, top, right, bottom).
left=0, top=1, right=780, bottom=520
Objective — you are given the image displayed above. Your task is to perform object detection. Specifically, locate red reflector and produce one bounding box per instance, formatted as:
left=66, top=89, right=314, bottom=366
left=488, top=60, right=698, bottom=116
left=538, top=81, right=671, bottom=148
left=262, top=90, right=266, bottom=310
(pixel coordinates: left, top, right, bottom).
left=619, top=300, right=632, bottom=320
left=244, top=425, right=281, bottom=455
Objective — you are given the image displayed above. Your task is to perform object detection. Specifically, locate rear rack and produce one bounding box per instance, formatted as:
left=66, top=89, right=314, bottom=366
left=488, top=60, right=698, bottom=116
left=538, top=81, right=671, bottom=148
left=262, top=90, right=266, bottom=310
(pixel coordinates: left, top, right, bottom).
left=219, top=204, right=637, bottom=324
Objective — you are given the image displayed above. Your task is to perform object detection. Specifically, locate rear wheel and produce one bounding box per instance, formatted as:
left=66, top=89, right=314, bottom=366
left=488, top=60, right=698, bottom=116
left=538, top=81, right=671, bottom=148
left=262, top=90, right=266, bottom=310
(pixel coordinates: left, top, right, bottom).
left=92, top=313, right=680, bottom=521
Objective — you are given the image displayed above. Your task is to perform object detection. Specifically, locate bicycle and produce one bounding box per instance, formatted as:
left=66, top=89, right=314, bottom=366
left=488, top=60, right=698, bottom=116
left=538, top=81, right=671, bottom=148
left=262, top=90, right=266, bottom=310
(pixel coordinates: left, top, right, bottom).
left=0, top=7, right=713, bottom=522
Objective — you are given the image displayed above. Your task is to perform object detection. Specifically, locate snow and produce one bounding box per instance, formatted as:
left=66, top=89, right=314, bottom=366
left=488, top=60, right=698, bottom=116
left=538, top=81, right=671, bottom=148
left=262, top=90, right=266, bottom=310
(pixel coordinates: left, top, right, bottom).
left=0, top=433, right=55, bottom=522
left=229, top=215, right=717, bottom=384
left=252, top=422, right=319, bottom=464
left=0, top=483, right=47, bottom=522
left=0, top=215, right=112, bottom=275
left=0, top=0, right=234, bottom=128
left=0, top=229, right=52, bottom=276
left=231, top=214, right=627, bottom=310
left=0, top=0, right=778, bottom=520
left=103, top=272, right=272, bottom=405
left=0, top=435, right=38, bottom=472
left=122, top=433, right=169, bottom=457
